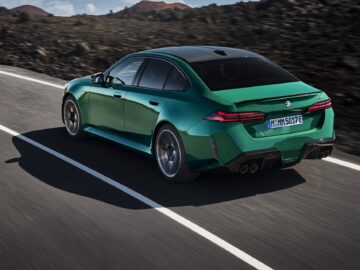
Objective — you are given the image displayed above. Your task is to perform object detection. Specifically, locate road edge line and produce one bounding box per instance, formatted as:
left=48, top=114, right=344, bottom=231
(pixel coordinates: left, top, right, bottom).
left=0, top=70, right=64, bottom=89
left=323, top=157, right=360, bottom=171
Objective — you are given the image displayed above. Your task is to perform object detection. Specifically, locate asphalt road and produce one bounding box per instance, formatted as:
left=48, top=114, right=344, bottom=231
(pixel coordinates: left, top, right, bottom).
left=0, top=65, right=359, bottom=270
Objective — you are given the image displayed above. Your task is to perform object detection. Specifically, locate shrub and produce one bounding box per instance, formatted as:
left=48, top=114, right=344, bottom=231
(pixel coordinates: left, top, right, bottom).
left=18, top=12, right=31, bottom=23
left=74, top=19, right=85, bottom=26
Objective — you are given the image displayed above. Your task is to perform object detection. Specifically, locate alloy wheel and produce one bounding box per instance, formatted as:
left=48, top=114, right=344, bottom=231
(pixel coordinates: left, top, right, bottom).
left=156, top=129, right=182, bottom=178
left=64, top=99, right=80, bottom=136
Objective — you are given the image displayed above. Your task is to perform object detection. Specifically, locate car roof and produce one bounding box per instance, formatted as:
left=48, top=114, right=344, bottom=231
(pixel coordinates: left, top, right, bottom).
left=143, top=46, right=261, bottom=63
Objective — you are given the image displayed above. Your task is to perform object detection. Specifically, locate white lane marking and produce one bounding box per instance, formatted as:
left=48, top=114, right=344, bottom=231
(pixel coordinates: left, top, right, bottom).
left=1, top=69, right=359, bottom=172
left=323, top=157, right=360, bottom=171
left=0, top=70, right=64, bottom=89
left=0, top=124, right=272, bottom=270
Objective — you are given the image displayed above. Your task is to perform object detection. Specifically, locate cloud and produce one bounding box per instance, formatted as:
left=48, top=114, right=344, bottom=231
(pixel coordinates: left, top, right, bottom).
left=0, top=0, right=75, bottom=16
left=44, top=1, right=75, bottom=16
left=113, top=0, right=139, bottom=11
left=85, top=3, right=96, bottom=14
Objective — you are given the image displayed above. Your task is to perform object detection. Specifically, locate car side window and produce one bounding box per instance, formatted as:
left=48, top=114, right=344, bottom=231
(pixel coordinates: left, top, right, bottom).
left=164, top=67, right=189, bottom=91
left=109, top=58, right=143, bottom=86
left=138, top=59, right=172, bottom=90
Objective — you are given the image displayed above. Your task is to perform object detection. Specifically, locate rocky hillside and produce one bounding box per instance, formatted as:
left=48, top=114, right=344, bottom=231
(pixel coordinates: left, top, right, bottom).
left=120, top=0, right=189, bottom=13
left=11, top=5, right=50, bottom=16
left=0, top=0, right=359, bottom=154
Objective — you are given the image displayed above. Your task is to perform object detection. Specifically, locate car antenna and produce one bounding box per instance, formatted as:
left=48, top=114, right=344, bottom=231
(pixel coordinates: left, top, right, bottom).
left=214, top=49, right=227, bottom=56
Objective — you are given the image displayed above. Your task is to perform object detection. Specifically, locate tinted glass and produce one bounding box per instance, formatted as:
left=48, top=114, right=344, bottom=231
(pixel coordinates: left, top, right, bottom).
left=139, top=59, right=172, bottom=89
left=109, top=58, right=143, bottom=85
left=164, top=67, right=189, bottom=91
left=190, top=57, right=298, bottom=91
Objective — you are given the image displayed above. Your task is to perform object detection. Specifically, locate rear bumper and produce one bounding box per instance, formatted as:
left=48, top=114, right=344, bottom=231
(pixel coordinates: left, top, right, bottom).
left=223, top=139, right=334, bottom=174
left=301, top=140, right=334, bottom=160
left=226, top=148, right=281, bottom=173
left=183, top=107, right=335, bottom=171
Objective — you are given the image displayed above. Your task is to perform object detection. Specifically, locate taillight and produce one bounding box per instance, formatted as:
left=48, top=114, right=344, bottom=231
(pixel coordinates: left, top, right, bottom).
left=307, top=99, right=332, bottom=113
left=205, top=111, right=265, bottom=122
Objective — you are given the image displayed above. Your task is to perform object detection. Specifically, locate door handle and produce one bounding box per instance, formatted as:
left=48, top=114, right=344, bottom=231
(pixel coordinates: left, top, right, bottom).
left=113, top=93, right=122, bottom=99
left=149, top=100, right=159, bottom=106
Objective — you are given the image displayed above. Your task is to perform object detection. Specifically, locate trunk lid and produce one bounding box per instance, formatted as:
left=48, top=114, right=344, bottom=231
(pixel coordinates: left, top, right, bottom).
left=212, top=82, right=326, bottom=138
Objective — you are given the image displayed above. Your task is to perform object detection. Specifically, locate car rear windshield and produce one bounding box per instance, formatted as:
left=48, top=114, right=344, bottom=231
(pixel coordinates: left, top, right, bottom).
left=190, top=57, right=298, bottom=91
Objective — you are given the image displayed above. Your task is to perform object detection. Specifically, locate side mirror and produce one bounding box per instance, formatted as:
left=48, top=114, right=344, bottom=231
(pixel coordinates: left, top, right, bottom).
left=91, top=72, right=104, bottom=85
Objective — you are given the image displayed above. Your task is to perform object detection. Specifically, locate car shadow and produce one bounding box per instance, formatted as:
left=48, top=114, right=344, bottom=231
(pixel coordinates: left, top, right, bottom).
left=9, top=127, right=306, bottom=209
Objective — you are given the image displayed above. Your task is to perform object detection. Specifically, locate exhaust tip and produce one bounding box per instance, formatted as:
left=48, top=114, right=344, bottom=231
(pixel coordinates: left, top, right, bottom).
left=239, top=164, right=249, bottom=175
left=320, top=150, right=330, bottom=159
left=249, top=163, right=259, bottom=174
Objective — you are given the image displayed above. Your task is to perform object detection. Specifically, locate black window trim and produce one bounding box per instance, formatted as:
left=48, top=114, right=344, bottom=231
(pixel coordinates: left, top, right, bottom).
left=133, top=55, right=192, bottom=92
left=162, top=66, right=175, bottom=90
left=103, top=55, right=191, bottom=92
left=131, top=56, right=191, bottom=92
left=132, top=59, right=148, bottom=86
left=163, top=66, right=190, bottom=92
left=136, top=58, right=171, bottom=91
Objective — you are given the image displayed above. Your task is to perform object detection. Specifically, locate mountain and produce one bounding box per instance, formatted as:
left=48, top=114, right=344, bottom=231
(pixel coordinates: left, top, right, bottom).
left=11, top=5, right=50, bottom=16
left=120, top=0, right=190, bottom=13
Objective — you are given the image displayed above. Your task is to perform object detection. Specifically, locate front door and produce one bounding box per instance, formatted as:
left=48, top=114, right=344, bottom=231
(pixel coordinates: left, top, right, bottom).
left=89, top=57, right=144, bottom=133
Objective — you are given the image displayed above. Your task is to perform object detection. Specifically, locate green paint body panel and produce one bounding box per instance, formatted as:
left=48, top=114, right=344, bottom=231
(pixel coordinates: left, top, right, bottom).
left=63, top=50, right=335, bottom=172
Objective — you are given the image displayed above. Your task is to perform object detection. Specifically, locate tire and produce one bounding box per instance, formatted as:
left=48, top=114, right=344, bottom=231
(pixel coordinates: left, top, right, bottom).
left=63, top=95, right=88, bottom=139
left=155, top=124, right=199, bottom=182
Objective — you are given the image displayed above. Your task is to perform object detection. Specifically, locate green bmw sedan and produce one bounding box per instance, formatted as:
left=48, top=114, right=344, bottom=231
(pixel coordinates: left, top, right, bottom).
left=62, top=46, right=335, bottom=182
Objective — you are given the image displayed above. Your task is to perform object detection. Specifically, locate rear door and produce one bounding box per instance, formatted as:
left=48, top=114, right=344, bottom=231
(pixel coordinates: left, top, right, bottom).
left=89, top=57, right=144, bottom=133
left=124, top=58, right=187, bottom=147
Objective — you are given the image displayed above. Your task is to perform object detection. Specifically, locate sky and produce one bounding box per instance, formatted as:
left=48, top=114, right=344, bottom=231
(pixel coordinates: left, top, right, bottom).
left=0, top=0, right=256, bottom=16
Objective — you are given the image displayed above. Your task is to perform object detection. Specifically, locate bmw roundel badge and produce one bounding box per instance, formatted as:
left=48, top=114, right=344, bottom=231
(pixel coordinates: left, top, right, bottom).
left=285, top=100, right=291, bottom=109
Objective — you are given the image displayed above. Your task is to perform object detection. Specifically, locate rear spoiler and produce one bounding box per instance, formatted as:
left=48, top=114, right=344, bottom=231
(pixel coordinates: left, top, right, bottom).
left=235, top=91, right=321, bottom=106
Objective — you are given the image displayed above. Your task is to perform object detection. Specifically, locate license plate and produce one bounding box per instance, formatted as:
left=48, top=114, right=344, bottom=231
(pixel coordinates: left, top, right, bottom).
left=267, top=115, right=303, bottom=129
